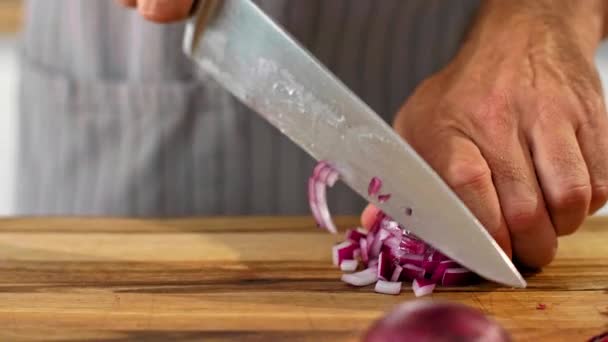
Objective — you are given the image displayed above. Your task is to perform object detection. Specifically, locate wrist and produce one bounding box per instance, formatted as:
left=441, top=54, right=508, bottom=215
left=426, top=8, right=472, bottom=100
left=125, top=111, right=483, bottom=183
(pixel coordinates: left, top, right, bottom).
left=462, top=0, right=605, bottom=62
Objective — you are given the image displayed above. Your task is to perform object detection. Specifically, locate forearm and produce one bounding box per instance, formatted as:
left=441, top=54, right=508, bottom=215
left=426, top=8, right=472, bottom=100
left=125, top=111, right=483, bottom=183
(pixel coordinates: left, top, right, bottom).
left=462, top=0, right=606, bottom=62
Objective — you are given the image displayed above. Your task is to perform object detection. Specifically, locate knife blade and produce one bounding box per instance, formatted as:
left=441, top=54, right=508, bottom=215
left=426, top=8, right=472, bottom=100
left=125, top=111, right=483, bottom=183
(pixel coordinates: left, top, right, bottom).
left=183, top=0, right=526, bottom=288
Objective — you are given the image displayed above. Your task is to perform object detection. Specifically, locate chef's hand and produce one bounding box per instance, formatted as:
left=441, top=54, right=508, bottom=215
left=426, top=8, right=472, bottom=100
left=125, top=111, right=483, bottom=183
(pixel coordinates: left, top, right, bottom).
left=116, top=0, right=194, bottom=23
left=363, top=0, right=608, bottom=268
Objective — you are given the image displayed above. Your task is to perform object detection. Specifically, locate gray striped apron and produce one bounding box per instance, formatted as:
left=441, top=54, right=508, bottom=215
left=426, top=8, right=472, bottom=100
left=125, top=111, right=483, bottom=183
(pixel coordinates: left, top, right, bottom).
left=16, top=0, right=480, bottom=216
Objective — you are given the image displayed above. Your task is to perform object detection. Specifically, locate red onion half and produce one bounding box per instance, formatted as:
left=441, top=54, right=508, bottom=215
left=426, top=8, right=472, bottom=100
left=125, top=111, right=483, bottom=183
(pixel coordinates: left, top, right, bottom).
left=363, top=300, right=511, bottom=342
left=589, top=332, right=608, bottom=342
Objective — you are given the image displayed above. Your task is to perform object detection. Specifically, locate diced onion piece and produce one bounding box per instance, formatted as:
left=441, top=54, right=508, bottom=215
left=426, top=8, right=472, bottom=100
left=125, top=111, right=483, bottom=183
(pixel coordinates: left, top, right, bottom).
left=313, top=161, right=328, bottom=178
left=383, top=236, right=401, bottom=252
left=398, top=254, right=424, bottom=266
left=370, top=229, right=390, bottom=257
left=332, top=241, right=358, bottom=267
left=428, top=250, right=448, bottom=262
left=326, top=170, right=339, bottom=187
left=307, top=178, right=323, bottom=227
left=360, top=238, right=369, bottom=264
left=431, top=260, right=461, bottom=283
left=377, top=251, right=394, bottom=281
left=390, top=265, right=403, bottom=282
left=404, top=207, right=413, bottom=216
left=381, top=220, right=402, bottom=238
left=374, top=280, right=402, bottom=295
left=314, top=180, right=337, bottom=234
left=401, top=264, right=426, bottom=280
left=412, top=278, right=436, bottom=297
left=342, top=268, right=378, bottom=287
left=346, top=227, right=368, bottom=242
left=340, top=259, right=358, bottom=272
left=441, top=267, right=475, bottom=286
left=400, top=236, right=427, bottom=254
left=378, top=194, right=391, bottom=203
left=368, top=177, right=383, bottom=196
left=309, top=161, right=340, bottom=234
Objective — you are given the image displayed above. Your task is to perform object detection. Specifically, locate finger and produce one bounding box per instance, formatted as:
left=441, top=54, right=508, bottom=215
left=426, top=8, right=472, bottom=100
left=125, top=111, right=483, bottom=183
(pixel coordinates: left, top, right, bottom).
left=577, top=117, right=608, bottom=214
left=117, top=0, right=137, bottom=8
left=361, top=204, right=380, bottom=230
left=421, top=132, right=513, bottom=258
left=138, top=0, right=194, bottom=23
left=530, top=122, right=591, bottom=236
left=481, top=133, right=557, bottom=268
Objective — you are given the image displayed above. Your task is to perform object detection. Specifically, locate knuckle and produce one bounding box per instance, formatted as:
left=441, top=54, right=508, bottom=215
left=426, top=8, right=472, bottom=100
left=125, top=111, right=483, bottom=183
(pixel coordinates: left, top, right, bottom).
left=468, top=93, right=515, bottom=131
left=549, top=184, right=592, bottom=211
left=503, top=202, right=541, bottom=233
left=443, top=160, right=491, bottom=192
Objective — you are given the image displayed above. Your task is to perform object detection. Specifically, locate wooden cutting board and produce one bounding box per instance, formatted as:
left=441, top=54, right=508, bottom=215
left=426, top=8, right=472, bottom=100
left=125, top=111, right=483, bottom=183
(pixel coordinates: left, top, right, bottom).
left=0, top=216, right=605, bottom=341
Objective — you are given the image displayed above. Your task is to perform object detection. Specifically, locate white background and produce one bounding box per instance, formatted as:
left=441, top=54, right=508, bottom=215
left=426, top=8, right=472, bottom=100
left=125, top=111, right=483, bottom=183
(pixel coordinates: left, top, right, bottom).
left=1, top=35, right=608, bottom=215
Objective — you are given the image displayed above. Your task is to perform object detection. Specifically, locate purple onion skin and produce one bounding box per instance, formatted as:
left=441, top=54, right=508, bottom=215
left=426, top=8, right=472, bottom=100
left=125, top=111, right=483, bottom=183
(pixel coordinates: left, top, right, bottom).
left=589, top=332, right=608, bottom=342
left=363, top=301, right=511, bottom=342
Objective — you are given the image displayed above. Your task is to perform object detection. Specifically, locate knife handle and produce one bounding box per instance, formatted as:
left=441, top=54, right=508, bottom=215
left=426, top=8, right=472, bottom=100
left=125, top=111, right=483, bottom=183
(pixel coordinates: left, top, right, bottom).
left=188, top=0, right=220, bottom=52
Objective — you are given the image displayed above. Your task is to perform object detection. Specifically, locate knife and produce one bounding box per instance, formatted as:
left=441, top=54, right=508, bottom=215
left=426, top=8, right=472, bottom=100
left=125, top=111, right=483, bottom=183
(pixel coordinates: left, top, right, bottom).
left=183, top=0, right=526, bottom=288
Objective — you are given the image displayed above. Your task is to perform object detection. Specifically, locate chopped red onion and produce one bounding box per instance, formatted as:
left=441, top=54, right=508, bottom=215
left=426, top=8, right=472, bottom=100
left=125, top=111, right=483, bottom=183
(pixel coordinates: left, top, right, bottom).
left=326, top=170, right=339, bottom=187
left=308, top=161, right=340, bottom=233
left=390, top=265, right=403, bottom=282
left=377, top=251, right=394, bottom=281
left=404, top=207, right=413, bottom=216
left=442, top=267, right=475, bottom=286
left=314, top=180, right=337, bottom=234
left=313, top=161, right=328, bottom=176
left=380, top=219, right=401, bottom=238
left=307, top=178, right=323, bottom=227
left=370, top=229, right=390, bottom=257
left=368, top=177, right=383, bottom=196
left=431, top=260, right=461, bottom=283
left=374, top=280, right=402, bottom=295
left=310, top=161, right=480, bottom=296
left=341, top=267, right=378, bottom=287
left=536, top=303, right=547, bottom=310
left=428, top=250, right=448, bottom=262
left=346, top=227, right=368, bottom=243
left=332, top=240, right=358, bottom=267
left=412, top=278, right=436, bottom=297
left=378, top=194, right=391, bottom=203
left=383, top=236, right=401, bottom=251
left=398, top=254, right=424, bottom=267
left=340, top=259, right=359, bottom=272
left=401, top=263, right=426, bottom=280
left=359, top=238, right=369, bottom=264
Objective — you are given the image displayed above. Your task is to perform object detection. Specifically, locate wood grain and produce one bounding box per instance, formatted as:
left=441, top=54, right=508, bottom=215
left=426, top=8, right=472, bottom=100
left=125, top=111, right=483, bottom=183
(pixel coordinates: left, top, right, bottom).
left=0, top=216, right=605, bottom=341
